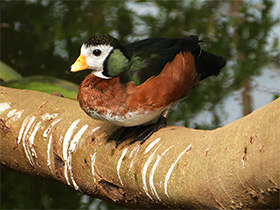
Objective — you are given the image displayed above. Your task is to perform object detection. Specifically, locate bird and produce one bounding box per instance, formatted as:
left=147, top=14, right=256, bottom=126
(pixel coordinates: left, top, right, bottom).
left=69, top=34, right=226, bottom=147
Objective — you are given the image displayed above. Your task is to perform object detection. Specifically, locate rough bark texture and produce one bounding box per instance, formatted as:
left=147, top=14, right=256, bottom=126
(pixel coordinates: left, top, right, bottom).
left=0, top=86, right=279, bottom=209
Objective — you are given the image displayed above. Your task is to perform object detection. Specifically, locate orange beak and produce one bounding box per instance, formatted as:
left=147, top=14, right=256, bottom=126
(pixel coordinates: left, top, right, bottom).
left=69, top=55, right=89, bottom=72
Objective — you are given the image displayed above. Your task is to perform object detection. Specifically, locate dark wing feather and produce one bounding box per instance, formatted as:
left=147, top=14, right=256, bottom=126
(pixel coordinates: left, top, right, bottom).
left=120, top=36, right=201, bottom=85
left=121, top=35, right=225, bottom=85
left=124, top=38, right=166, bottom=56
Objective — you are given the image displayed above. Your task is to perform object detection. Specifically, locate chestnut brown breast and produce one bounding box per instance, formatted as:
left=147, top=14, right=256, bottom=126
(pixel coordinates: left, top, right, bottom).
left=78, top=52, right=198, bottom=119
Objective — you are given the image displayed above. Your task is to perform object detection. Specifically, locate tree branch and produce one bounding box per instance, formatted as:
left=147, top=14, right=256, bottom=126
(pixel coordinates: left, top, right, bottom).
left=0, top=86, right=279, bottom=209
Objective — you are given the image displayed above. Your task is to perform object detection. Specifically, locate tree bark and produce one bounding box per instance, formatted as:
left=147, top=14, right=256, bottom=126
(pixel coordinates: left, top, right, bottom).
left=231, top=0, right=253, bottom=116
left=0, top=86, right=279, bottom=209
left=241, top=78, right=253, bottom=116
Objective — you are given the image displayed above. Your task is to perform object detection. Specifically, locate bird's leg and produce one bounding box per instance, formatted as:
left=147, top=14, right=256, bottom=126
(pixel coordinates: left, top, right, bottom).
left=108, top=126, right=140, bottom=147
left=129, top=115, right=167, bottom=145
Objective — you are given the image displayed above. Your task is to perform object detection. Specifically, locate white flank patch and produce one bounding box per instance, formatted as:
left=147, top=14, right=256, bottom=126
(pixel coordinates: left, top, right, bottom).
left=88, top=108, right=167, bottom=127
left=142, top=144, right=161, bottom=200
left=47, top=135, right=53, bottom=172
left=145, top=138, right=161, bottom=154
left=129, top=145, right=140, bottom=170
left=63, top=119, right=80, bottom=185
left=149, top=145, right=174, bottom=201
left=164, top=144, right=192, bottom=197
left=91, top=152, right=97, bottom=183
left=43, top=118, right=62, bottom=140
left=117, top=148, right=128, bottom=186
left=0, top=102, right=10, bottom=114
left=41, top=113, right=58, bottom=121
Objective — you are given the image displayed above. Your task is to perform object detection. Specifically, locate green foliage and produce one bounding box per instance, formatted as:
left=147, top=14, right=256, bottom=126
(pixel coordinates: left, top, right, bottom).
left=0, top=63, right=79, bottom=99
left=4, top=75, right=79, bottom=100
left=231, top=1, right=279, bottom=86
left=1, top=169, right=119, bottom=210
left=1, top=0, right=278, bottom=209
left=0, top=61, right=22, bottom=82
left=1, top=170, right=82, bottom=209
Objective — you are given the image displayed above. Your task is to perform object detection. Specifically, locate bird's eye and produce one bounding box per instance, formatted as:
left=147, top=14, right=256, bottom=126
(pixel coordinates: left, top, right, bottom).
left=93, top=49, right=101, bottom=56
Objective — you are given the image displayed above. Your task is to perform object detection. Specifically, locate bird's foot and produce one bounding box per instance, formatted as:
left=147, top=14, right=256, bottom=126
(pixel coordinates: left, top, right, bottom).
left=129, top=116, right=167, bottom=144
left=108, top=116, right=167, bottom=148
left=108, top=126, right=139, bottom=147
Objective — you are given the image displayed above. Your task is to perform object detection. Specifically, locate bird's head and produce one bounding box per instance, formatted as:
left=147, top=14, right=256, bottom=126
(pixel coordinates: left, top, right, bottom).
left=69, top=34, right=129, bottom=79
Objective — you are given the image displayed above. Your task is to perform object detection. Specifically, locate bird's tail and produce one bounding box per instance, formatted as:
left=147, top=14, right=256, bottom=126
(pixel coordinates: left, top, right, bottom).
left=195, top=50, right=226, bottom=80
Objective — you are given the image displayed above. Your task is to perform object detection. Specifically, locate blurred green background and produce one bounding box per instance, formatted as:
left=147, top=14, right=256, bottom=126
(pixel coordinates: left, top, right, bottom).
left=0, top=0, right=279, bottom=209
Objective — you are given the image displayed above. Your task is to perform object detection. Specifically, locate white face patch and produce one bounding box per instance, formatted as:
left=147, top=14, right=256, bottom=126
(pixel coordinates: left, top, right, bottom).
left=80, top=44, right=113, bottom=79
